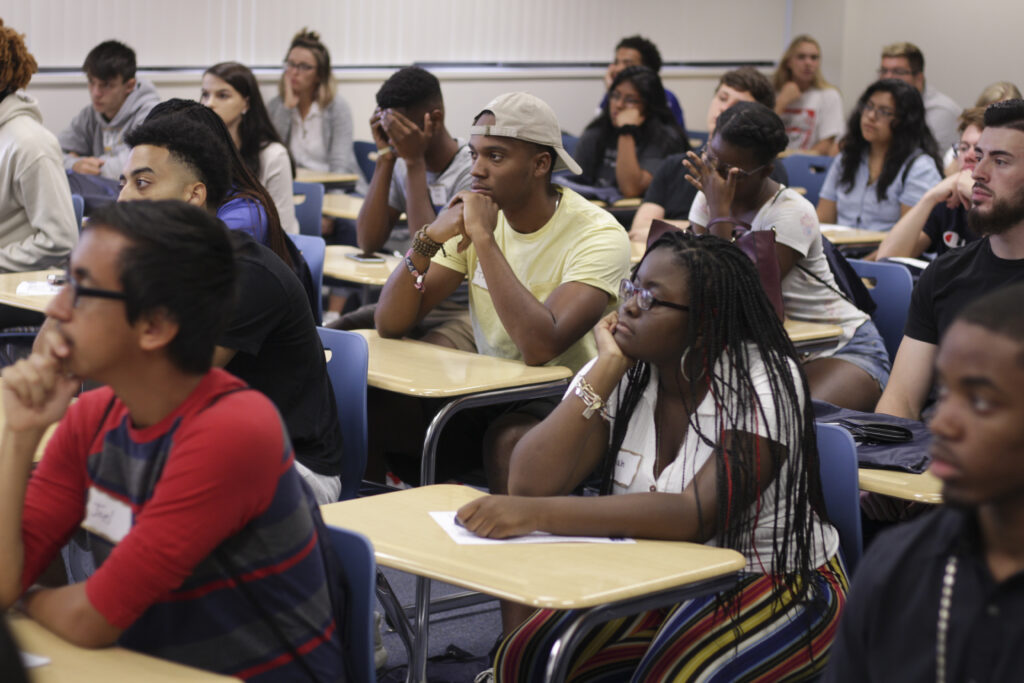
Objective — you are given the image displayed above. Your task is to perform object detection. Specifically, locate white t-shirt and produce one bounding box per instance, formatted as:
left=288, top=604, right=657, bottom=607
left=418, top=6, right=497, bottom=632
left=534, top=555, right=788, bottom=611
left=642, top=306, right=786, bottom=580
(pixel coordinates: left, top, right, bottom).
left=779, top=87, right=845, bottom=151
left=569, top=347, right=839, bottom=572
left=689, top=187, right=869, bottom=355
left=258, top=142, right=298, bottom=235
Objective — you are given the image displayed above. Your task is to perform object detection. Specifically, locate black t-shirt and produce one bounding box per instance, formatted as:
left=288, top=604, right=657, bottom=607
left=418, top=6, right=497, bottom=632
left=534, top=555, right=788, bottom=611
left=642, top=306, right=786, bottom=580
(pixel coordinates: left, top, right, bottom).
left=905, top=236, right=1024, bottom=345
left=921, top=203, right=978, bottom=256
left=573, top=121, right=687, bottom=190
left=221, top=233, right=343, bottom=476
left=644, top=153, right=791, bottom=220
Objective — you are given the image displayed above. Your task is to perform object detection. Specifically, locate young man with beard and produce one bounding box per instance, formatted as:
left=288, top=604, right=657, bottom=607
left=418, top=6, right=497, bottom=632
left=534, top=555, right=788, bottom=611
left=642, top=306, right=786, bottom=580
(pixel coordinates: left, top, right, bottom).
left=824, top=284, right=1024, bottom=682
left=877, top=99, right=1024, bottom=421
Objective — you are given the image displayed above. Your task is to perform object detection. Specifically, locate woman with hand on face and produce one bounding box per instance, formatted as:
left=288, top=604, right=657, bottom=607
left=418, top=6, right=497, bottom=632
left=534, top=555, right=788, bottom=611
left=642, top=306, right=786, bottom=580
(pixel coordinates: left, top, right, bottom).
left=816, top=79, right=943, bottom=232
left=573, top=66, right=688, bottom=198
left=459, top=232, right=846, bottom=682
left=772, top=35, right=844, bottom=155
left=877, top=107, right=985, bottom=259
left=684, top=101, right=890, bottom=412
left=201, top=62, right=299, bottom=234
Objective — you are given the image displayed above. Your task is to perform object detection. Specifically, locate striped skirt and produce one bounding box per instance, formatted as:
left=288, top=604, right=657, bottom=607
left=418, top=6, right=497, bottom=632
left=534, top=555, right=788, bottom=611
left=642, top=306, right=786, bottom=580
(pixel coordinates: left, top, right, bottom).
left=494, top=554, right=848, bottom=682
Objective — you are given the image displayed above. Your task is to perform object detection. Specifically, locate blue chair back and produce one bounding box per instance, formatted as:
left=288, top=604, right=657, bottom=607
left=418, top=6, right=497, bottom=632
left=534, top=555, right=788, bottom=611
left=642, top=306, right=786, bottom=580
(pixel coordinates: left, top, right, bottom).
left=71, top=194, right=84, bottom=230
left=847, top=259, right=914, bottom=362
left=780, top=154, right=833, bottom=206
left=688, top=130, right=709, bottom=150
left=317, top=328, right=368, bottom=501
left=326, top=526, right=376, bottom=682
left=815, top=422, right=863, bottom=575
left=560, top=132, right=579, bottom=157
left=293, top=181, right=325, bottom=237
left=289, top=233, right=325, bottom=323
left=354, top=140, right=377, bottom=184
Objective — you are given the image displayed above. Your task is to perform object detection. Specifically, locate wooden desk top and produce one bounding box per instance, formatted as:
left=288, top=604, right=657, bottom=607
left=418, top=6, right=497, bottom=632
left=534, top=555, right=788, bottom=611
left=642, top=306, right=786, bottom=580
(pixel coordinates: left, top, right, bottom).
left=355, top=330, right=571, bottom=398
left=0, top=270, right=61, bottom=314
left=858, top=468, right=943, bottom=504
left=323, top=245, right=401, bottom=285
left=821, top=225, right=886, bottom=246
left=783, top=319, right=843, bottom=346
left=294, top=168, right=359, bottom=187
left=7, top=614, right=236, bottom=682
left=320, top=485, right=745, bottom=610
left=320, top=193, right=365, bottom=220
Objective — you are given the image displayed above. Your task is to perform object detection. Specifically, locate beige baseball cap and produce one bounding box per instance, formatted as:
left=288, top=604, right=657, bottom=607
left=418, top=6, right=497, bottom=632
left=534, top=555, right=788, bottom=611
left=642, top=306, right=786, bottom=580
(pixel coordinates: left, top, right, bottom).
left=469, top=92, right=582, bottom=175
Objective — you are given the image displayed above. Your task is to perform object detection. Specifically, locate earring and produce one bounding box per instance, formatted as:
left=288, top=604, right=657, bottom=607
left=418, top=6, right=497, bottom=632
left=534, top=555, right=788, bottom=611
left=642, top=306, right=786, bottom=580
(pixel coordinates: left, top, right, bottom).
left=681, top=347, right=704, bottom=383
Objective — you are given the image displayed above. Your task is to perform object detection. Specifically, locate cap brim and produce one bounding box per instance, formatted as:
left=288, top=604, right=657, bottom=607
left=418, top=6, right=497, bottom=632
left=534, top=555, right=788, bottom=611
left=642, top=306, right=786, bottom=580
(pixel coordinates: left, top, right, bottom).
left=554, top=147, right=582, bottom=175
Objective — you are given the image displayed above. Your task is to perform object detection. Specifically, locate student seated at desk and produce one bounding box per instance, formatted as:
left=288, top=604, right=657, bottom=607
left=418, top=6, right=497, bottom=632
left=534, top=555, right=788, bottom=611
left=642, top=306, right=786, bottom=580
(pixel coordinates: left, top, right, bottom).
left=825, top=284, right=1024, bottom=682
left=685, top=102, right=890, bottom=412
left=630, top=67, right=786, bottom=244
left=118, top=116, right=342, bottom=502
left=0, top=201, right=344, bottom=680
left=0, top=22, right=77, bottom=274
left=877, top=99, right=1024, bottom=422
left=458, top=232, right=845, bottom=681
left=599, top=35, right=686, bottom=129
left=571, top=66, right=688, bottom=199
left=374, top=92, right=630, bottom=490
left=816, top=79, right=942, bottom=232
left=876, top=107, right=984, bottom=259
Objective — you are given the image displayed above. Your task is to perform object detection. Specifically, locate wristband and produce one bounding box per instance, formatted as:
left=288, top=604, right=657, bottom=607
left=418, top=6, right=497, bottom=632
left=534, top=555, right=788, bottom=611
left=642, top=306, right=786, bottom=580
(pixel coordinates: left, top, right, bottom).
left=616, top=124, right=640, bottom=137
left=404, top=249, right=427, bottom=292
left=376, top=145, right=395, bottom=157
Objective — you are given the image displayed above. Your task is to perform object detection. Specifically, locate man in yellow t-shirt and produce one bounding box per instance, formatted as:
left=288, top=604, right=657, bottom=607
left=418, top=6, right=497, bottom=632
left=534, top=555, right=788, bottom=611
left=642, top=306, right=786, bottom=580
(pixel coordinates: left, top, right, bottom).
left=375, top=92, right=630, bottom=491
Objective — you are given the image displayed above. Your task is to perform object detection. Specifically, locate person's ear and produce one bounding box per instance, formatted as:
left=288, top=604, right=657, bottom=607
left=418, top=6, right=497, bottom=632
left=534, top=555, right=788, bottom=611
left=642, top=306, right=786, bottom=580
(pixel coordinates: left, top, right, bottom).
left=134, top=307, right=180, bottom=354
left=183, top=181, right=207, bottom=208
left=533, top=149, right=552, bottom=178
left=124, top=77, right=137, bottom=93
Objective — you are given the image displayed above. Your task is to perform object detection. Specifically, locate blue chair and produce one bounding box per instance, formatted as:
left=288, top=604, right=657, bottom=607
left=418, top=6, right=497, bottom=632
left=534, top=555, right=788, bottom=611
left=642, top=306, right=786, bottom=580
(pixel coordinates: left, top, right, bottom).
left=688, top=130, right=709, bottom=150
left=815, top=422, right=863, bottom=575
left=848, top=259, right=914, bottom=362
left=560, top=131, right=579, bottom=157
left=317, top=327, right=368, bottom=501
left=289, top=233, right=325, bottom=324
left=325, top=526, right=376, bottom=682
left=293, top=181, right=325, bottom=237
left=71, top=194, right=84, bottom=230
left=780, top=154, right=834, bottom=206
left=354, top=140, right=377, bottom=184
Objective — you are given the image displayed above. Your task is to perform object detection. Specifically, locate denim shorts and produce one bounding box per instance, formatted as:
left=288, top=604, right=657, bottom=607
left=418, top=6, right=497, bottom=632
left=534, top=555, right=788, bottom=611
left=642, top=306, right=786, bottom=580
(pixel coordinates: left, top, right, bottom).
left=829, top=319, right=892, bottom=390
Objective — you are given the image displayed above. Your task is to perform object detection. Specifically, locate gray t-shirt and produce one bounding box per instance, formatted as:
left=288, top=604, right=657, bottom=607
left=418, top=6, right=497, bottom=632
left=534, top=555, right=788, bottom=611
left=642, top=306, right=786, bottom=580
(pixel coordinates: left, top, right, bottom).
left=388, top=139, right=474, bottom=215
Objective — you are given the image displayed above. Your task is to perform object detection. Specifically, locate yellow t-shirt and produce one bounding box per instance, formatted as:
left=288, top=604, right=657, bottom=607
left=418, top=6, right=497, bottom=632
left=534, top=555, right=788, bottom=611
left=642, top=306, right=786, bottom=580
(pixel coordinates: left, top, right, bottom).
left=434, top=187, right=630, bottom=373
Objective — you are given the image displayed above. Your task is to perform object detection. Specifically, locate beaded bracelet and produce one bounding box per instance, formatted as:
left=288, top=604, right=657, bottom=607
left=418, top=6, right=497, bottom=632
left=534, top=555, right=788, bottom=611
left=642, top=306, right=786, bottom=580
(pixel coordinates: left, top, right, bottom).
left=404, top=249, right=427, bottom=292
left=412, top=226, right=446, bottom=258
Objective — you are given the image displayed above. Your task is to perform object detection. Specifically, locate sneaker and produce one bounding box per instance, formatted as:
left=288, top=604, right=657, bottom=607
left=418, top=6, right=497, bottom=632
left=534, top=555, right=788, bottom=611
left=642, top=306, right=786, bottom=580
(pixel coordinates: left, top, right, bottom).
left=373, top=611, right=388, bottom=670
left=473, top=668, right=495, bottom=683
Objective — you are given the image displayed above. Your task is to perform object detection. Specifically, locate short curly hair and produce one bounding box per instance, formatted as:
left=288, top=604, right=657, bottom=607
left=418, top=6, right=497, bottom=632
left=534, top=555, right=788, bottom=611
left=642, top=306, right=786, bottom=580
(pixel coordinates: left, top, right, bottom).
left=0, top=20, right=38, bottom=91
left=616, top=35, right=662, bottom=73
left=376, top=66, right=442, bottom=111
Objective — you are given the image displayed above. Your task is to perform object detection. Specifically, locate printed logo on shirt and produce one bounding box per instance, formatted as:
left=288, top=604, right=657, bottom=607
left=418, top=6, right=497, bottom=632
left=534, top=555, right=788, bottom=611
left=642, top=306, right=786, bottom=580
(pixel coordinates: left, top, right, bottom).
left=942, top=231, right=966, bottom=249
left=82, top=487, right=133, bottom=544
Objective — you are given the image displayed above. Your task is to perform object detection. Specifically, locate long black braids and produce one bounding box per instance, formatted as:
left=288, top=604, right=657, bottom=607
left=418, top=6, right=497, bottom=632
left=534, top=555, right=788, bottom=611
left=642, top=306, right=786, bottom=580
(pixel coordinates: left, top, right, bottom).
left=599, top=232, right=828, bottom=615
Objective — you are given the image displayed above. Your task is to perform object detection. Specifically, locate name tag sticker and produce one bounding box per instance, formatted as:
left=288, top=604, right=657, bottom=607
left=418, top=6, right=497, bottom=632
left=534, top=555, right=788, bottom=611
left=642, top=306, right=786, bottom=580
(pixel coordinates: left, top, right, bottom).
left=613, top=450, right=642, bottom=488
left=471, top=261, right=488, bottom=290
left=82, top=487, right=133, bottom=544
left=429, top=184, right=448, bottom=207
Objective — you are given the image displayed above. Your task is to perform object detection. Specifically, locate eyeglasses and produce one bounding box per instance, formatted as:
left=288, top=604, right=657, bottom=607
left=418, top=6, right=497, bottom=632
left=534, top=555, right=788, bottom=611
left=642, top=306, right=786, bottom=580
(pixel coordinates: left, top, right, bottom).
left=700, top=145, right=769, bottom=180
left=952, top=141, right=979, bottom=159
left=619, top=279, right=690, bottom=312
left=862, top=101, right=896, bottom=119
left=877, top=67, right=916, bottom=78
left=609, top=91, right=642, bottom=107
left=49, top=272, right=127, bottom=308
left=283, top=60, right=315, bottom=73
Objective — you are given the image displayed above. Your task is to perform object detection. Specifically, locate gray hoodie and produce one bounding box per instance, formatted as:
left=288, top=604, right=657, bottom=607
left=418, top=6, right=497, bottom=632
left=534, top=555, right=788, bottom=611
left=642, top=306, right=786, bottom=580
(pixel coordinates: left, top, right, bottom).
left=58, top=79, right=160, bottom=181
left=0, top=91, right=78, bottom=272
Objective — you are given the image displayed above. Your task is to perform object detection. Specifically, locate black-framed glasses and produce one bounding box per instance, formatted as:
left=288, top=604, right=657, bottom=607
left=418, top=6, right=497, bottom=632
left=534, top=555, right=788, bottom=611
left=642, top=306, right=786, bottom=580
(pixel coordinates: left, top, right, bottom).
left=49, top=272, right=127, bottom=308
left=700, top=145, right=769, bottom=180
left=619, top=279, right=690, bottom=312
left=861, top=101, right=896, bottom=119
left=877, top=67, right=915, bottom=78
left=283, top=60, right=315, bottom=73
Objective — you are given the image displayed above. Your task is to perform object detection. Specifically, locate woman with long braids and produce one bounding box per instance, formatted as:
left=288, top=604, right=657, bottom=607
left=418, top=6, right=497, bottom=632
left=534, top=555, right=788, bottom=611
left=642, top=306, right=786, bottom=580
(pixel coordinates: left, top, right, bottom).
left=685, top=101, right=890, bottom=412
left=458, top=232, right=846, bottom=682
left=572, top=65, right=688, bottom=197
left=817, top=79, right=942, bottom=232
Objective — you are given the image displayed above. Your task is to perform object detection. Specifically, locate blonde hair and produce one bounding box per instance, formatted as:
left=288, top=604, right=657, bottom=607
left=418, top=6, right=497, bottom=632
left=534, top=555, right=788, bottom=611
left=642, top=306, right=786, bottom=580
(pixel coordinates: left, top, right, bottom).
left=880, top=42, right=924, bottom=74
left=0, top=20, right=38, bottom=91
left=975, top=81, right=1022, bottom=108
left=278, top=28, right=337, bottom=109
left=772, top=35, right=832, bottom=92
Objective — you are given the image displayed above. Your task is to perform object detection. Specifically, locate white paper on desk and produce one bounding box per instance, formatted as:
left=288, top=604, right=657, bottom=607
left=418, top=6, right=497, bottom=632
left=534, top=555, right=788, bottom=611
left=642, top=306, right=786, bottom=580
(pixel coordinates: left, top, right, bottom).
left=15, top=281, right=61, bottom=296
left=431, top=511, right=635, bottom=545
left=20, top=651, right=50, bottom=668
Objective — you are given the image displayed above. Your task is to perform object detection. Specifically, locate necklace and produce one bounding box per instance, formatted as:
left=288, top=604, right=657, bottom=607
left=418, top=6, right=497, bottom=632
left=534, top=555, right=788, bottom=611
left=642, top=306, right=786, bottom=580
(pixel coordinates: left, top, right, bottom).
left=936, top=555, right=958, bottom=683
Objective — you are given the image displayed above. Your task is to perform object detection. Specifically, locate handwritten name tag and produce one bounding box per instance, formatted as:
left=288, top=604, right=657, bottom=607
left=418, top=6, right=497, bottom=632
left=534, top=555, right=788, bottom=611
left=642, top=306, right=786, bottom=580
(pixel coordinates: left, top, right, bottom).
left=82, top=487, right=132, bottom=544
left=613, top=450, right=642, bottom=488
left=471, top=261, right=488, bottom=290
